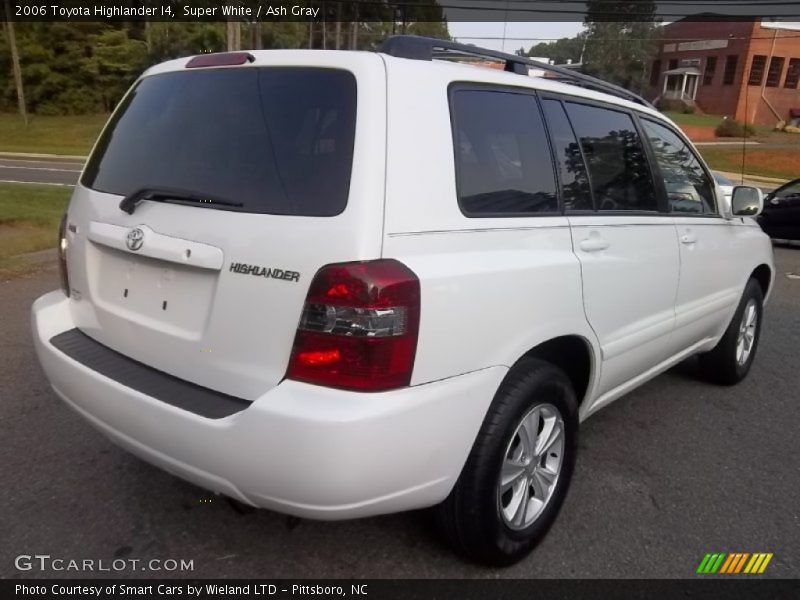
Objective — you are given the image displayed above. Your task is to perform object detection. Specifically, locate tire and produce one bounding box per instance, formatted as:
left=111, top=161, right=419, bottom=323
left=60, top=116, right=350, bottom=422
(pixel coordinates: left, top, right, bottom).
left=698, top=278, right=764, bottom=386
left=435, top=358, right=578, bottom=566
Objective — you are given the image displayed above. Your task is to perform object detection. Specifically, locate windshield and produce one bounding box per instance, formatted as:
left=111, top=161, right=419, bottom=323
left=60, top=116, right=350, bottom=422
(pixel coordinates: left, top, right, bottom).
left=82, top=67, right=357, bottom=217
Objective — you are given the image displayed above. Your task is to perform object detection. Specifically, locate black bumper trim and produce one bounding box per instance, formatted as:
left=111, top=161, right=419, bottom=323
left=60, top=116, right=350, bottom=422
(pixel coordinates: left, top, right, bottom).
left=49, top=328, right=251, bottom=419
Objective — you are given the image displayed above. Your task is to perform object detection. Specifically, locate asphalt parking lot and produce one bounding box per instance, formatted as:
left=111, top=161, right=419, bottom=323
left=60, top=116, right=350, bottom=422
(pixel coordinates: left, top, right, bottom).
left=0, top=155, right=84, bottom=187
left=1, top=247, right=798, bottom=579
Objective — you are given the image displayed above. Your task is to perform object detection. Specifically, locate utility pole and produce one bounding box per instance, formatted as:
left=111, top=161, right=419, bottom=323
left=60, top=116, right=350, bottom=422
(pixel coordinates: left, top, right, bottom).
left=227, top=20, right=241, bottom=51
left=4, top=0, right=27, bottom=125
left=335, top=2, right=341, bottom=50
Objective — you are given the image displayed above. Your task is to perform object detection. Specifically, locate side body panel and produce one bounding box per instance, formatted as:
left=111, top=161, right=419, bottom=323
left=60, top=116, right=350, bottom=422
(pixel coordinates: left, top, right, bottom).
left=380, top=57, right=599, bottom=393
left=568, top=215, right=680, bottom=400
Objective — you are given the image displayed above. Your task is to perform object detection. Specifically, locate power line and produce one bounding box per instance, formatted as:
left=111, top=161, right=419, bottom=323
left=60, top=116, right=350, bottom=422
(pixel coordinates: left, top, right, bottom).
left=453, top=34, right=800, bottom=41
left=323, top=0, right=800, bottom=16
left=444, top=0, right=800, bottom=5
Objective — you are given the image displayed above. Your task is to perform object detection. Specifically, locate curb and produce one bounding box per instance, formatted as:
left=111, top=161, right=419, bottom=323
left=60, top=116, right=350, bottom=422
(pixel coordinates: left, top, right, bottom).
left=715, top=170, right=788, bottom=186
left=0, top=151, right=87, bottom=161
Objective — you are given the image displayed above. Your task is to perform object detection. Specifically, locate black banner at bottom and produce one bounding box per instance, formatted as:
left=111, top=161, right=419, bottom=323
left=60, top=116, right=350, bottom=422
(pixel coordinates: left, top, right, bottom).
left=2, top=579, right=797, bottom=600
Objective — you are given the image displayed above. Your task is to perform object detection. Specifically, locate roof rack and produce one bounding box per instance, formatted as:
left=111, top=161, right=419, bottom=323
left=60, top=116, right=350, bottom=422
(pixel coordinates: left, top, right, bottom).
left=378, top=36, right=654, bottom=109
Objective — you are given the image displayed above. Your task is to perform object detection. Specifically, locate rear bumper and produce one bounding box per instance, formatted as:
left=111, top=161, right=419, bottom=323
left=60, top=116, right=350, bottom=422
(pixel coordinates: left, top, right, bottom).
left=32, top=291, right=506, bottom=519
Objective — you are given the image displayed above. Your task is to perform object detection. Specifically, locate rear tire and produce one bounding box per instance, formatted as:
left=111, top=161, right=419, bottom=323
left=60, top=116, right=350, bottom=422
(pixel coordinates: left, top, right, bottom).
left=698, top=278, right=764, bottom=386
left=435, top=358, right=578, bottom=566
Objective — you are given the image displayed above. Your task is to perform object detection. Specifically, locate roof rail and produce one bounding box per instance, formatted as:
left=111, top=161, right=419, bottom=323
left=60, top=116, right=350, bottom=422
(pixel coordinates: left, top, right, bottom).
left=378, top=35, right=654, bottom=109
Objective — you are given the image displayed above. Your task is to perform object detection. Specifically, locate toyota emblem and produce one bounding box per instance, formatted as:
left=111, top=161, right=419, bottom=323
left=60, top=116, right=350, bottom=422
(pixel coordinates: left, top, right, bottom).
left=126, top=228, right=144, bottom=251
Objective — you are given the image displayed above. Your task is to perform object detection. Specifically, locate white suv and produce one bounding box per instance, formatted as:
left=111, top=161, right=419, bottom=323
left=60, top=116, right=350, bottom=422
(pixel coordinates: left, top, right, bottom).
left=32, top=37, right=774, bottom=566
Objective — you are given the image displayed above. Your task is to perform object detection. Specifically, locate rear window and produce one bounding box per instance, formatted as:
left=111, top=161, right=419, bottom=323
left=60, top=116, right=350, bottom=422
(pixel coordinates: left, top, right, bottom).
left=82, top=68, right=357, bottom=217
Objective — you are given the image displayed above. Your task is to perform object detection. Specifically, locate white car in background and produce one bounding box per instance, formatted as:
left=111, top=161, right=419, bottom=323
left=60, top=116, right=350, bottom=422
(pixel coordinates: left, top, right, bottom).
left=714, top=171, right=735, bottom=203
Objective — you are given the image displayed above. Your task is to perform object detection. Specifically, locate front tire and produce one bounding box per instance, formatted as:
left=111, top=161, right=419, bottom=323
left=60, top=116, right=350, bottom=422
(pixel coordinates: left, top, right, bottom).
left=698, top=278, right=764, bottom=385
left=435, top=358, right=578, bottom=566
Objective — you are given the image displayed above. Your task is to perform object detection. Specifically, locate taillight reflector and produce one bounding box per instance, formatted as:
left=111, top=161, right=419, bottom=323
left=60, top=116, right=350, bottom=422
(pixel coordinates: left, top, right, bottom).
left=286, top=260, right=421, bottom=392
left=57, top=213, right=70, bottom=298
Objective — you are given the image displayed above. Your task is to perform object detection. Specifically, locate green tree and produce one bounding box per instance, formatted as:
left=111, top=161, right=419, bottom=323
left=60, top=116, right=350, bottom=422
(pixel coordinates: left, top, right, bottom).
left=83, top=29, right=147, bottom=112
left=582, top=0, right=659, bottom=93
left=522, top=33, right=586, bottom=64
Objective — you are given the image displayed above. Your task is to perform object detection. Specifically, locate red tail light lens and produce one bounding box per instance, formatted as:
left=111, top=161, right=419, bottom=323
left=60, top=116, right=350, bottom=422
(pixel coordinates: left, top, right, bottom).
left=286, top=260, right=420, bottom=392
left=57, top=213, right=70, bottom=298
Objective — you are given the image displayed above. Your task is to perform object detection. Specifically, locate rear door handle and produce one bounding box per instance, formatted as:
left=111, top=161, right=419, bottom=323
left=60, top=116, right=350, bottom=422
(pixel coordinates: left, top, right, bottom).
left=579, top=235, right=610, bottom=253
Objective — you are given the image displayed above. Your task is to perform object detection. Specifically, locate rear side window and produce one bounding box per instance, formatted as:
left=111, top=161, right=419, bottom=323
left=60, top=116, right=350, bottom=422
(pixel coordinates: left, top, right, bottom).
left=82, top=68, right=357, bottom=217
left=565, top=103, right=658, bottom=212
left=641, top=119, right=716, bottom=214
left=451, top=89, right=558, bottom=216
left=541, top=99, right=593, bottom=211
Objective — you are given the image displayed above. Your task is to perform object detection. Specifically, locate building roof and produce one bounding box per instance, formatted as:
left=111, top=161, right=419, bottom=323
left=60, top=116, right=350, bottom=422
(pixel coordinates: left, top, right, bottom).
left=663, top=67, right=702, bottom=76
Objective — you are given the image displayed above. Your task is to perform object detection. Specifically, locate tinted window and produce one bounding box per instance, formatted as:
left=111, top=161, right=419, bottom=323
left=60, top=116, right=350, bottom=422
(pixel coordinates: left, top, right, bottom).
left=703, top=56, right=717, bottom=85
left=83, top=68, right=357, bottom=216
left=451, top=90, right=558, bottom=215
left=766, top=56, right=785, bottom=87
left=642, top=119, right=715, bottom=214
left=774, top=180, right=800, bottom=200
left=541, top=99, right=592, bottom=210
left=785, top=58, right=800, bottom=88
left=565, top=103, right=657, bottom=212
left=723, top=55, right=738, bottom=85
left=748, top=55, right=767, bottom=86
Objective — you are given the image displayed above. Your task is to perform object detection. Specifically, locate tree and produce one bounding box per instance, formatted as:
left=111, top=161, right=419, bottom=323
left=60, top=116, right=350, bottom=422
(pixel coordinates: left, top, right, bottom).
left=582, top=0, right=659, bottom=93
left=83, top=29, right=147, bottom=112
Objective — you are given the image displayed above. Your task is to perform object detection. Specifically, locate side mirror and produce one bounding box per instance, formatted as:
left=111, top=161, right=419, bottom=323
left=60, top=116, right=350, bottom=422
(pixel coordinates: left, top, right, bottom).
left=731, top=186, right=764, bottom=217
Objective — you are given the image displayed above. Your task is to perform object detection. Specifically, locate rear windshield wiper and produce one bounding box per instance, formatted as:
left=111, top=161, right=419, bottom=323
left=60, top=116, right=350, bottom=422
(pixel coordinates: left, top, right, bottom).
left=119, top=187, right=244, bottom=215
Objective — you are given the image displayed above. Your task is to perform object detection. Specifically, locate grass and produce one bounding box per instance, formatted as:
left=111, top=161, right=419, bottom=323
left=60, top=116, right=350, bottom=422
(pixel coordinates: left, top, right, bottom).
left=698, top=146, right=800, bottom=180
left=0, top=113, right=107, bottom=156
left=0, top=183, right=71, bottom=276
left=662, top=111, right=725, bottom=128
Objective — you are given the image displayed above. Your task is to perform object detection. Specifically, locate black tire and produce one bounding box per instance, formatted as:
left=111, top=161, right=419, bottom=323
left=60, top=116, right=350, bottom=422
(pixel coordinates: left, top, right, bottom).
left=698, top=278, right=764, bottom=386
left=435, top=358, right=578, bottom=566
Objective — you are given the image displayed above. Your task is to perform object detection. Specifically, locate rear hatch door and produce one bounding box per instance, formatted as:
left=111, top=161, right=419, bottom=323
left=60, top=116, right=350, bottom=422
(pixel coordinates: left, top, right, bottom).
left=65, top=52, right=387, bottom=400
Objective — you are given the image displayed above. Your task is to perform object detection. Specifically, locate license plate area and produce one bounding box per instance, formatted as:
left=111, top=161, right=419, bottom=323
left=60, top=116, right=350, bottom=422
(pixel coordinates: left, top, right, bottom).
left=89, top=245, right=217, bottom=339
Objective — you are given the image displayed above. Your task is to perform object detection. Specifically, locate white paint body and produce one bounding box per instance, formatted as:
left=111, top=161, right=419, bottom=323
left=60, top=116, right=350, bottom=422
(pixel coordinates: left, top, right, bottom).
left=31, top=50, right=774, bottom=519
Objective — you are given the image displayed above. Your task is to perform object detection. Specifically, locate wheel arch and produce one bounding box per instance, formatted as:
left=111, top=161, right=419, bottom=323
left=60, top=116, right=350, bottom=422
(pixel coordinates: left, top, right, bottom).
left=750, top=263, right=772, bottom=299
left=517, top=335, right=596, bottom=414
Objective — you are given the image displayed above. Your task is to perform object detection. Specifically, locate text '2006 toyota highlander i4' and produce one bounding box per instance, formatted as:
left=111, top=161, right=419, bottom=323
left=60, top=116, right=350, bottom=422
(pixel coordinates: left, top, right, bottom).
left=31, top=37, right=774, bottom=566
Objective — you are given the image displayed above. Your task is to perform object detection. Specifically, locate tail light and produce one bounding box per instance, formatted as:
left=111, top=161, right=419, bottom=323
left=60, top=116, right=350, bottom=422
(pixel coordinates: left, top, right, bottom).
left=286, top=259, right=420, bottom=392
left=57, top=213, right=70, bottom=298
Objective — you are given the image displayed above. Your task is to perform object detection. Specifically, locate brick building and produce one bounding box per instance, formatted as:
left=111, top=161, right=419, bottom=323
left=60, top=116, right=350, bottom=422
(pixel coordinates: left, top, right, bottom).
left=651, top=19, right=800, bottom=126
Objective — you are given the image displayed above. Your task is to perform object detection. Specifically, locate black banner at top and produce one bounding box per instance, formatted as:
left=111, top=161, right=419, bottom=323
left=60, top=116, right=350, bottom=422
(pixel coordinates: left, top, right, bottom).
left=2, top=0, right=800, bottom=23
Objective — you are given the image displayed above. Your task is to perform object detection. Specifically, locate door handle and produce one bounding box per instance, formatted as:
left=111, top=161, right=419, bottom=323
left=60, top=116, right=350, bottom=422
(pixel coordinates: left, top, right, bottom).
left=680, top=232, right=698, bottom=245
left=579, top=235, right=610, bottom=252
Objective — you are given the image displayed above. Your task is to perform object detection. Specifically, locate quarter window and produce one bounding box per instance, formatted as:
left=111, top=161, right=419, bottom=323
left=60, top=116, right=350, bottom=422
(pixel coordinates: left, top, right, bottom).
left=564, top=103, right=658, bottom=212
left=451, top=90, right=558, bottom=216
left=641, top=119, right=715, bottom=214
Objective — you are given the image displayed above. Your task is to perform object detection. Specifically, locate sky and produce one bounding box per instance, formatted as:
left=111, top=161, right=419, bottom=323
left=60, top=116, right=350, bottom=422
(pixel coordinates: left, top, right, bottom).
left=448, top=21, right=585, bottom=53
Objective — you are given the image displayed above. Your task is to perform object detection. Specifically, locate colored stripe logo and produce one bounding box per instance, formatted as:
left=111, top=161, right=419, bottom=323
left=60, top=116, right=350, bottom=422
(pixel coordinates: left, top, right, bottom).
left=697, top=552, right=773, bottom=574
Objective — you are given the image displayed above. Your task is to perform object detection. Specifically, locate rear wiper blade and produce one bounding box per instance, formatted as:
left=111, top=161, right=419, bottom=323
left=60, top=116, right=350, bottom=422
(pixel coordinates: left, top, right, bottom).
left=119, top=187, right=244, bottom=215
